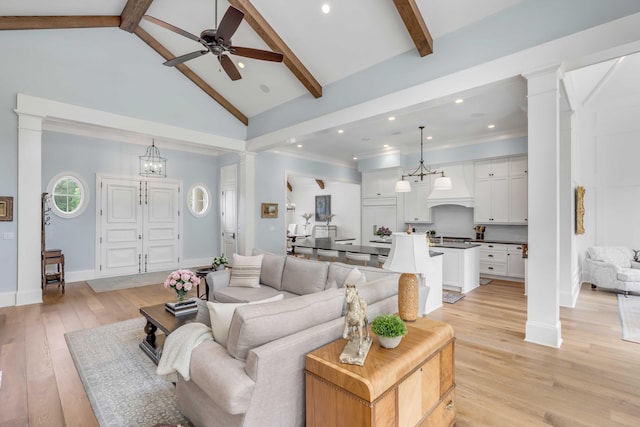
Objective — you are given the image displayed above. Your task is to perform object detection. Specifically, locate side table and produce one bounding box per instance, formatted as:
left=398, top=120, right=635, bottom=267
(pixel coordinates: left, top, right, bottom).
left=305, top=317, right=455, bottom=427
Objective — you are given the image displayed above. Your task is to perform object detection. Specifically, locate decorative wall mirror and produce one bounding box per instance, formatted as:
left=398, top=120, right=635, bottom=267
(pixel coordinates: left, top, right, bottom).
left=187, top=184, right=211, bottom=218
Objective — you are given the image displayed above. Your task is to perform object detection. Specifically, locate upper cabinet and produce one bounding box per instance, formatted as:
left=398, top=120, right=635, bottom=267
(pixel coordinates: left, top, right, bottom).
left=474, top=156, right=527, bottom=224
left=403, top=176, right=432, bottom=223
left=362, top=168, right=402, bottom=198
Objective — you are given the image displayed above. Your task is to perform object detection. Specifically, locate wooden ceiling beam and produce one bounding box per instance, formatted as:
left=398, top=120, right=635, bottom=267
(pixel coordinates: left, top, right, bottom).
left=393, top=0, right=433, bottom=57
left=120, top=0, right=155, bottom=32
left=134, top=26, right=248, bottom=125
left=0, top=16, right=120, bottom=30
left=227, top=0, right=322, bottom=98
left=287, top=181, right=293, bottom=192
left=316, top=179, right=325, bottom=190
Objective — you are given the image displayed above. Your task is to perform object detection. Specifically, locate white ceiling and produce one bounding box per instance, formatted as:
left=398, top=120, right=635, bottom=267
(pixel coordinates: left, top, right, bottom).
left=3, top=0, right=533, bottom=164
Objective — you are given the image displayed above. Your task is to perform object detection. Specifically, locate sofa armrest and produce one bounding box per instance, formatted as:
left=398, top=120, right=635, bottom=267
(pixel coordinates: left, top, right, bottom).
left=584, top=258, right=620, bottom=288
left=631, top=261, right=640, bottom=269
left=206, top=269, right=232, bottom=300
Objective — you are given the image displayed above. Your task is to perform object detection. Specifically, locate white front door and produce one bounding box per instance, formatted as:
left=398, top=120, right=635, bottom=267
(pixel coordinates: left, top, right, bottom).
left=143, top=181, right=180, bottom=272
left=220, top=164, right=237, bottom=257
left=99, top=178, right=143, bottom=277
left=98, top=175, right=182, bottom=277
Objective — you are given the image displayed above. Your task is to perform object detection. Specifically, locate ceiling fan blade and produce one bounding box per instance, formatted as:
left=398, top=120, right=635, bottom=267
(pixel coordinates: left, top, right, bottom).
left=164, top=50, right=209, bottom=67
left=218, top=54, right=242, bottom=81
left=231, top=46, right=284, bottom=62
left=143, top=15, right=204, bottom=44
left=216, top=6, right=244, bottom=42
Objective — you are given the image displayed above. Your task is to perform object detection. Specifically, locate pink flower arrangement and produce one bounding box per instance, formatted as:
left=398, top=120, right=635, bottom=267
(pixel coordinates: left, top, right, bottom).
left=164, top=269, right=200, bottom=300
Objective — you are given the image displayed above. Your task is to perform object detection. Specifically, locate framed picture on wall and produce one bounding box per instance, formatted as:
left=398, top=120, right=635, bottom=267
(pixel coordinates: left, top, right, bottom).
left=261, top=203, right=278, bottom=218
left=315, top=195, right=331, bottom=221
left=0, top=196, right=13, bottom=221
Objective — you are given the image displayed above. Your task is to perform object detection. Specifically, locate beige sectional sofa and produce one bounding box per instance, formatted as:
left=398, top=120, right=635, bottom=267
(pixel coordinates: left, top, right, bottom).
left=176, top=250, right=428, bottom=427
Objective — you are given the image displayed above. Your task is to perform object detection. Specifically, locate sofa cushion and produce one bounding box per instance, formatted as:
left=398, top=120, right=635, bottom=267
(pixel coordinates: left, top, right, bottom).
left=251, top=248, right=286, bottom=290
left=226, top=288, right=344, bottom=361
left=356, top=276, right=399, bottom=307
left=214, top=285, right=296, bottom=303
left=281, top=256, right=330, bottom=295
left=587, top=247, right=633, bottom=268
left=328, top=262, right=399, bottom=288
left=229, top=254, right=263, bottom=288
left=206, top=294, right=284, bottom=346
left=617, top=268, right=640, bottom=282
left=344, top=267, right=367, bottom=286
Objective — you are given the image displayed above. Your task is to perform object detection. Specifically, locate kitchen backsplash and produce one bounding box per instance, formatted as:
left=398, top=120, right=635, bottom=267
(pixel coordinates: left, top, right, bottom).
left=408, top=205, right=528, bottom=242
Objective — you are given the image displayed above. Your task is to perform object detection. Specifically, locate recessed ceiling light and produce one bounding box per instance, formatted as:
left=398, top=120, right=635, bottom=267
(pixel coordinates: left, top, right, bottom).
left=488, top=124, right=495, bottom=129
left=297, top=144, right=303, bottom=148
left=362, top=137, right=371, bottom=141
left=338, top=129, right=344, bottom=134
left=388, top=116, right=395, bottom=121
left=383, top=144, right=389, bottom=147
left=321, top=4, right=330, bottom=14
left=238, top=62, right=245, bottom=69
left=259, top=84, right=270, bottom=93
left=353, top=156, right=358, bottom=160
left=455, top=99, right=464, bottom=104
left=427, top=136, right=433, bottom=140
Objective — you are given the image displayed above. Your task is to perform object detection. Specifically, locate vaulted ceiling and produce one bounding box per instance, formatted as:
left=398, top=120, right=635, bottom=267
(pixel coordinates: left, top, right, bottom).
left=1, top=0, right=534, bottom=164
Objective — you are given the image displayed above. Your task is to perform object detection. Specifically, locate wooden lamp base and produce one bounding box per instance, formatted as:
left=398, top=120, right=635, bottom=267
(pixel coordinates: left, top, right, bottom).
left=398, top=273, right=419, bottom=322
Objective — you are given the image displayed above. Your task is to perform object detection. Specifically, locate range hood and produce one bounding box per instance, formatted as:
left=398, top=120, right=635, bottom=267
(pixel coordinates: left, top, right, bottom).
left=426, top=163, right=475, bottom=208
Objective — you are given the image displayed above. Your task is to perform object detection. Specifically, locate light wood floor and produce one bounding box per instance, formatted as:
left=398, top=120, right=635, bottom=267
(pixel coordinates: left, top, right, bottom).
left=1, top=279, right=639, bottom=426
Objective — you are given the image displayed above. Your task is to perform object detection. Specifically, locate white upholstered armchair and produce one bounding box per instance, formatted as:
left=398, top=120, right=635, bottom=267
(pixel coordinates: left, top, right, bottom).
left=583, top=247, right=640, bottom=294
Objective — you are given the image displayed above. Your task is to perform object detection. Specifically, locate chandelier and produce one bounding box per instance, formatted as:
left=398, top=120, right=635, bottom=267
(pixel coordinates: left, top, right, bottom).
left=139, top=139, right=167, bottom=178
left=395, top=126, right=452, bottom=192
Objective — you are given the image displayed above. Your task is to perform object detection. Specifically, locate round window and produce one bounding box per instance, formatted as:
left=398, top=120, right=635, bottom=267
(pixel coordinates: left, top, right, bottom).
left=47, top=172, right=89, bottom=218
left=187, top=184, right=211, bottom=218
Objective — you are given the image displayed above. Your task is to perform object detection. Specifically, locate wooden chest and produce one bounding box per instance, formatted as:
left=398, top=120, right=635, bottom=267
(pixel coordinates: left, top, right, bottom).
left=305, top=317, right=455, bottom=427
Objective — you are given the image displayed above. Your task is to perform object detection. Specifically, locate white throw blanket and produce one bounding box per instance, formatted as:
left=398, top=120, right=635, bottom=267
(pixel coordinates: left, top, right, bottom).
left=156, top=322, right=213, bottom=381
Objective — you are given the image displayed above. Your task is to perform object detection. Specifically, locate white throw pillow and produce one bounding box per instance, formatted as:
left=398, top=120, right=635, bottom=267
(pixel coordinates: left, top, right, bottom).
left=343, top=267, right=367, bottom=287
left=229, top=254, right=263, bottom=288
left=206, top=294, right=284, bottom=346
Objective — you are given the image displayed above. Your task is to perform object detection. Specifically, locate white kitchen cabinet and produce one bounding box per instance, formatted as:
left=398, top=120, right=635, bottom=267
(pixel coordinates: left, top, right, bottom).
left=475, top=156, right=527, bottom=224
left=507, top=244, right=525, bottom=278
left=362, top=198, right=397, bottom=243
left=362, top=168, right=402, bottom=198
left=474, top=175, right=509, bottom=223
left=403, top=177, right=432, bottom=223
left=439, top=246, right=480, bottom=294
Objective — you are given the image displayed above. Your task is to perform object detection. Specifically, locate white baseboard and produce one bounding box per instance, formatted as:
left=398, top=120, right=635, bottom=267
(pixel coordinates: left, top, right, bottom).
left=66, top=269, right=96, bottom=283
left=525, top=320, right=563, bottom=348
left=15, top=289, right=43, bottom=306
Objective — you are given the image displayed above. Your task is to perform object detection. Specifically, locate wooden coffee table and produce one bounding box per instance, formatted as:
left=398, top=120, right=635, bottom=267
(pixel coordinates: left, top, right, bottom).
left=139, top=299, right=210, bottom=364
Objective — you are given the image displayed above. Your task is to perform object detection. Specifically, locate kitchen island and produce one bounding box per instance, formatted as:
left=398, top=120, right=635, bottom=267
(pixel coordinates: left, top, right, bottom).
left=293, top=237, right=444, bottom=314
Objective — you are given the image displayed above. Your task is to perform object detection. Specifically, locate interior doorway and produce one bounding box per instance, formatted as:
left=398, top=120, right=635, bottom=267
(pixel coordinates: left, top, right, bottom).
left=220, top=164, right=238, bottom=257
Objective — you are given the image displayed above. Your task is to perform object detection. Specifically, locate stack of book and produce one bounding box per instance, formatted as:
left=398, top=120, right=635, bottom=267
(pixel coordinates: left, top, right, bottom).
left=165, top=298, right=198, bottom=316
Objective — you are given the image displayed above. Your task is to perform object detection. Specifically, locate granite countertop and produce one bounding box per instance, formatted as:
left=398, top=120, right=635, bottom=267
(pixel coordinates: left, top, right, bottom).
left=369, top=239, right=480, bottom=250
left=294, top=238, right=443, bottom=257
left=470, top=239, right=528, bottom=245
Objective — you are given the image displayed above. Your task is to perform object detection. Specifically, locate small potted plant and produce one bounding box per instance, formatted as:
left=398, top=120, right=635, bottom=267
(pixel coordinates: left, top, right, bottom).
left=375, top=226, right=392, bottom=240
left=371, top=314, right=408, bottom=349
left=212, top=255, right=229, bottom=271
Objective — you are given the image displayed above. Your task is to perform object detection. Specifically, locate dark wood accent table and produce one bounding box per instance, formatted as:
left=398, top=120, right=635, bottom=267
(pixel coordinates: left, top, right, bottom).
left=305, top=317, right=456, bottom=427
left=139, top=299, right=210, bottom=365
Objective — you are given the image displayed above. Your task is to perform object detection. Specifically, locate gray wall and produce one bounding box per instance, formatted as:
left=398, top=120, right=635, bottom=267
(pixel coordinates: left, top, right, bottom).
left=41, top=132, right=218, bottom=273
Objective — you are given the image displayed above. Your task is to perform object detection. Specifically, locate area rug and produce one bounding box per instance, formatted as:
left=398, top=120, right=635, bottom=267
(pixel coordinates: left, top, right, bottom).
left=617, top=294, right=640, bottom=343
left=479, top=277, right=492, bottom=285
left=443, top=291, right=465, bottom=304
left=86, top=270, right=174, bottom=293
left=65, top=318, right=192, bottom=427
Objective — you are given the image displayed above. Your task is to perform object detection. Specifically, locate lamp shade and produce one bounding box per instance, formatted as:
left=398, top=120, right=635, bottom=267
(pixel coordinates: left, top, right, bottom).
left=433, top=176, right=452, bottom=190
left=395, top=180, right=411, bottom=192
left=382, top=232, right=430, bottom=274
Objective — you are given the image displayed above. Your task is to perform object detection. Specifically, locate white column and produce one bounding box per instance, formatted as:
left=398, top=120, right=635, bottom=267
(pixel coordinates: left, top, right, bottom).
left=16, top=113, right=44, bottom=306
left=523, top=66, right=562, bottom=348
left=238, top=152, right=256, bottom=255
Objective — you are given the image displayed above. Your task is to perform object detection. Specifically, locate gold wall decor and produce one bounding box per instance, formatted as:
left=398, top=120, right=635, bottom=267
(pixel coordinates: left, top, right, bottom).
left=0, top=196, right=13, bottom=221
left=575, top=186, right=585, bottom=235
left=261, top=203, right=278, bottom=218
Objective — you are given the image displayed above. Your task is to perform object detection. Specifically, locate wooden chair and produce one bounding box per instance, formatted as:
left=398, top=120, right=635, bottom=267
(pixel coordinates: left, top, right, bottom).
left=294, top=246, right=314, bottom=259
left=317, top=249, right=339, bottom=262
left=377, top=255, right=388, bottom=268
left=42, top=249, right=65, bottom=294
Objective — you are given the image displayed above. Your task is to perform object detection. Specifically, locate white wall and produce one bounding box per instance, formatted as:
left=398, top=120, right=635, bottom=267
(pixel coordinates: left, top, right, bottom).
left=574, top=53, right=640, bottom=263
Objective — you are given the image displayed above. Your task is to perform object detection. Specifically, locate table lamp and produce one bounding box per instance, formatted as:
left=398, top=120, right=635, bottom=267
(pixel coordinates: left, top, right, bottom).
left=382, top=232, right=430, bottom=321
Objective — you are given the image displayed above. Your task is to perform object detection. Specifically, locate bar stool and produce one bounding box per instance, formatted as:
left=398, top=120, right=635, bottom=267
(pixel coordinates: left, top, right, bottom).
left=317, top=249, right=339, bottom=262
left=295, top=246, right=314, bottom=259
left=345, top=252, right=371, bottom=266
left=377, top=255, right=388, bottom=268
